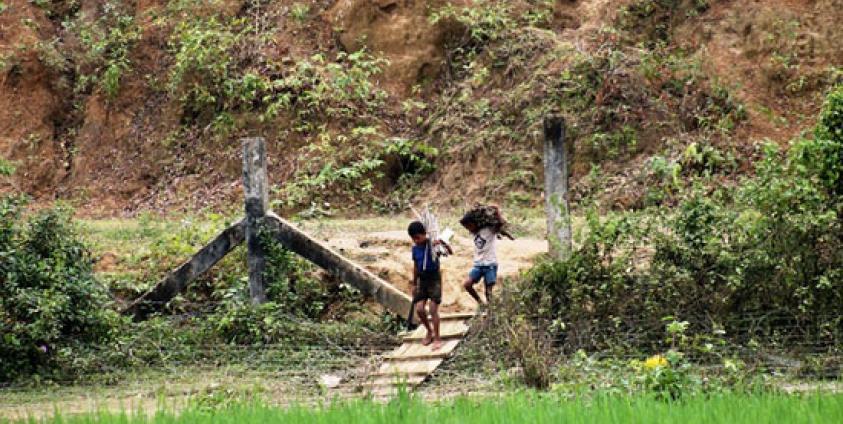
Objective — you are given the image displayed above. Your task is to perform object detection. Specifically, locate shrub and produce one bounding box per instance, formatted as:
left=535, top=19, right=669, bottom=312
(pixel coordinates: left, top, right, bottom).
left=0, top=158, right=14, bottom=176
left=795, top=85, right=843, bottom=194
left=0, top=197, right=120, bottom=382
left=67, top=1, right=141, bottom=98
left=522, top=86, right=843, bottom=351
left=167, top=17, right=243, bottom=118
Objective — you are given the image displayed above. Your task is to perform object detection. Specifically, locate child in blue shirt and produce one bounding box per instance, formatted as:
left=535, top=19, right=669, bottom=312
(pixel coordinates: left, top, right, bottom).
left=408, top=221, right=451, bottom=350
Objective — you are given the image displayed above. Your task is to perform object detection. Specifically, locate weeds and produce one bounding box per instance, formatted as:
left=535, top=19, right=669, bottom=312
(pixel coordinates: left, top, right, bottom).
left=0, top=158, right=14, bottom=176
left=167, top=17, right=244, bottom=118
left=289, top=3, right=310, bottom=23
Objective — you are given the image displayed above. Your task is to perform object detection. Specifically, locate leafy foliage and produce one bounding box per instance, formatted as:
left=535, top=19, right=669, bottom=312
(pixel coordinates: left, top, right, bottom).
left=0, top=197, right=120, bottom=382
left=521, top=87, right=843, bottom=351
left=0, top=158, right=14, bottom=176
left=65, top=1, right=141, bottom=98
left=421, top=1, right=746, bottom=206
left=167, top=17, right=244, bottom=119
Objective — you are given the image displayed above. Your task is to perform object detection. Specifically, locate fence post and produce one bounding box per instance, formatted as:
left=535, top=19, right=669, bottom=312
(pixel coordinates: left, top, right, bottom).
left=543, top=116, right=572, bottom=260
left=242, top=137, right=269, bottom=304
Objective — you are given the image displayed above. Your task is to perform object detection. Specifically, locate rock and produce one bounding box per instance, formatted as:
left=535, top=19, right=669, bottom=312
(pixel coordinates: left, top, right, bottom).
left=320, top=374, right=342, bottom=389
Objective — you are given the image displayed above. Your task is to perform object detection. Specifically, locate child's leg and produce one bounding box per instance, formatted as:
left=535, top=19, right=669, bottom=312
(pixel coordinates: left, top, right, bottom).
left=463, top=277, right=482, bottom=304
left=429, top=301, right=442, bottom=350
left=464, top=267, right=483, bottom=304
left=415, top=300, right=433, bottom=345
left=483, top=266, right=498, bottom=304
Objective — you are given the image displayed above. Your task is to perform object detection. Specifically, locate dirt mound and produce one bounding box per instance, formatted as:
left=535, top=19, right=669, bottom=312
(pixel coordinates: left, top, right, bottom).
left=325, top=0, right=461, bottom=96
left=1, top=0, right=841, bottom=216
left=0, top=1, right=66, bottom=195
left=676, top=0, right=843, bottom=142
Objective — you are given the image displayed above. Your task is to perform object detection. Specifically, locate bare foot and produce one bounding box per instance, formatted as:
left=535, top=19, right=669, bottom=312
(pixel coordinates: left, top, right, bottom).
left=431, top=339, right=443, bottom=351
left=421, top=332, right=433, bottom=346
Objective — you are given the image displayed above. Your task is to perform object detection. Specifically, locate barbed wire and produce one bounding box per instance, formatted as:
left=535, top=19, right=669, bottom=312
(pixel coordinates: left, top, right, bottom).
left=1, top=311, right=840, bottom=399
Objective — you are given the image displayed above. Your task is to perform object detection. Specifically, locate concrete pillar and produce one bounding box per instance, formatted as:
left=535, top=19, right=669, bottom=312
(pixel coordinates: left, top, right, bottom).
left=543, top=116, right=572, bottom=260
left=242, top=137, right=269, bottom=304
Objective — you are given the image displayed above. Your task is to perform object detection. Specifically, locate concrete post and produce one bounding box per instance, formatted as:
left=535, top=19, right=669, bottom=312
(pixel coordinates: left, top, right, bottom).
left=243, top=137, right=269, bottom=304
left=543, top=116, right=572, bottom=260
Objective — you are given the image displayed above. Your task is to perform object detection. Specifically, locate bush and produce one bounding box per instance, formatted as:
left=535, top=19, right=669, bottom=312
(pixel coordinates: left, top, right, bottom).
left=168, top=17, right=243, bottom=119
left=66, top=1, right=141, bottom=98
left=796, top=85, right=843, bottom=194
left=0, top=197, right=120, bottom=382
left=522, top=86, right=843, bottom=351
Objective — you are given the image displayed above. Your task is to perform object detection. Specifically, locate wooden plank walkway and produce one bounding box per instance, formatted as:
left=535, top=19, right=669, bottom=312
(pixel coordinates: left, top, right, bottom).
left=337, top=311, right=476, bottom=397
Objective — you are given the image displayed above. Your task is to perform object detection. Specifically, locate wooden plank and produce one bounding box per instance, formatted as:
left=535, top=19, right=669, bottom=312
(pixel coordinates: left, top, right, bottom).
left=263, top=212, right=412, bottom=316
left=363, top=375, right=427, bottom=387
left=392, top=339, right=461, bottom=357
left=404, top=320, right=468, bottom=338
left=403, top=322, right=468, bottom=341
left=242, top=137, right=269, bottom=304
left=403, top=332, right=465, bottom=342
left=337, top=317, right=473, bottom=395
left=124, top=220, right=245, bottom=320
left=377, top=359, right=443, bottom=375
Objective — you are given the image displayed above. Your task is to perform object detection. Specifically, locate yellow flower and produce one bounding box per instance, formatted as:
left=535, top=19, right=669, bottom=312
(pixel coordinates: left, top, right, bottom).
left=644, top=354, right=668, bottom=370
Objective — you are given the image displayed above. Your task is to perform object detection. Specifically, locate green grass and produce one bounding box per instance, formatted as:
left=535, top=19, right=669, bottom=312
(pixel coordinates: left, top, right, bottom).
left=10, top=392, right=843, bottom=424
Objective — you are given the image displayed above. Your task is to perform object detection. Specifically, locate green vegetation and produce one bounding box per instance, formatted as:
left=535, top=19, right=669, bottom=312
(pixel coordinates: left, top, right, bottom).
left=2, top=1, right=842, bottom=415
left=0, top=203, right=396, bottom=385
left=12, top=392, right=843, bottom=424
left=289, top=3, right=310, bottom=23
left=420, top=0, right=746, bottom=205
left=167, top=16, right=245, bottom=119
left=69, top=1, right=141, bottom=98
left=0, top=197, right=120, bottom=382
left=517, top=86, right=843, bottom=352
left=618, top=0, right=710, bottom=44
left=0, top=158, right=14, bottom=176
left=160, top=4, right=403, bottom=208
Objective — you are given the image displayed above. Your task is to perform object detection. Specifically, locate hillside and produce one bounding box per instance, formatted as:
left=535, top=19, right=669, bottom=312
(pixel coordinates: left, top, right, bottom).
left=0, top=0, right=840, bottom=216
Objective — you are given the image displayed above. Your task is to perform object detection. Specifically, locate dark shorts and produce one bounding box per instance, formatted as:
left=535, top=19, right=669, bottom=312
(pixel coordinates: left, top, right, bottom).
left=413, top=270, right=442, bottom=304
left=468, top=264, right=498, bottom=286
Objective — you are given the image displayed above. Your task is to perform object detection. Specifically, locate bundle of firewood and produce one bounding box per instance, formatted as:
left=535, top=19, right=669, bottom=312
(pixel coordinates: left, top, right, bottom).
left=411, top=204, right=454, bottom=258
left=462, top=204, right=514, bottom=239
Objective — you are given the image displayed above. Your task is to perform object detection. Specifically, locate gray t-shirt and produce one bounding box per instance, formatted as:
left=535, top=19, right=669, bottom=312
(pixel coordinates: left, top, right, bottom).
left=473, top=227, right=497, bottom=266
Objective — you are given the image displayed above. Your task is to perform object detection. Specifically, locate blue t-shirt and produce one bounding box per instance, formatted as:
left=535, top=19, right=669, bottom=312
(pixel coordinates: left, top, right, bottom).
left=411, top=243, right=439, bottom=273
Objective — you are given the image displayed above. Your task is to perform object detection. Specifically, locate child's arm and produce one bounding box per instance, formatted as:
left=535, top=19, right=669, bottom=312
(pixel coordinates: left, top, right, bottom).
left=491, top=205, right=515, bottom=240
left=433, top=239, right=454, bottom=255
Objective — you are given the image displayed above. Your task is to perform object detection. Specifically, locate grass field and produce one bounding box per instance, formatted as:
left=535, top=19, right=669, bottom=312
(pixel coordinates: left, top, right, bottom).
left=8, top=392, right=843, bottom=424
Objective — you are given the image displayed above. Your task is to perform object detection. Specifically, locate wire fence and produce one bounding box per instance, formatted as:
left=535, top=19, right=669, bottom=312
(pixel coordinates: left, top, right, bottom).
left=1, top=311, right=841, bottom=407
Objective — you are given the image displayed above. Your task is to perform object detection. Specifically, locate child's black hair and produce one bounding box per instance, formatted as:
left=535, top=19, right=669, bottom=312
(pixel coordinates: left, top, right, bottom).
left=459, top=213, right=476, bottom=227
left=407, top=221, right=426, bottom=237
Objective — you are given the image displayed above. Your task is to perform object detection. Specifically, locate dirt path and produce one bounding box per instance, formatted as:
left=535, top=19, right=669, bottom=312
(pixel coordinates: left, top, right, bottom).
left=321, top=227, right=547, bottom=313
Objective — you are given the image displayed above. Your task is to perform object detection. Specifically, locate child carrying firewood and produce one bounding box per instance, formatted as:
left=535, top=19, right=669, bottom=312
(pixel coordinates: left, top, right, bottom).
left=460, top=205, right=513, bottom=306
left=408, top=220, right=452, bottom=350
